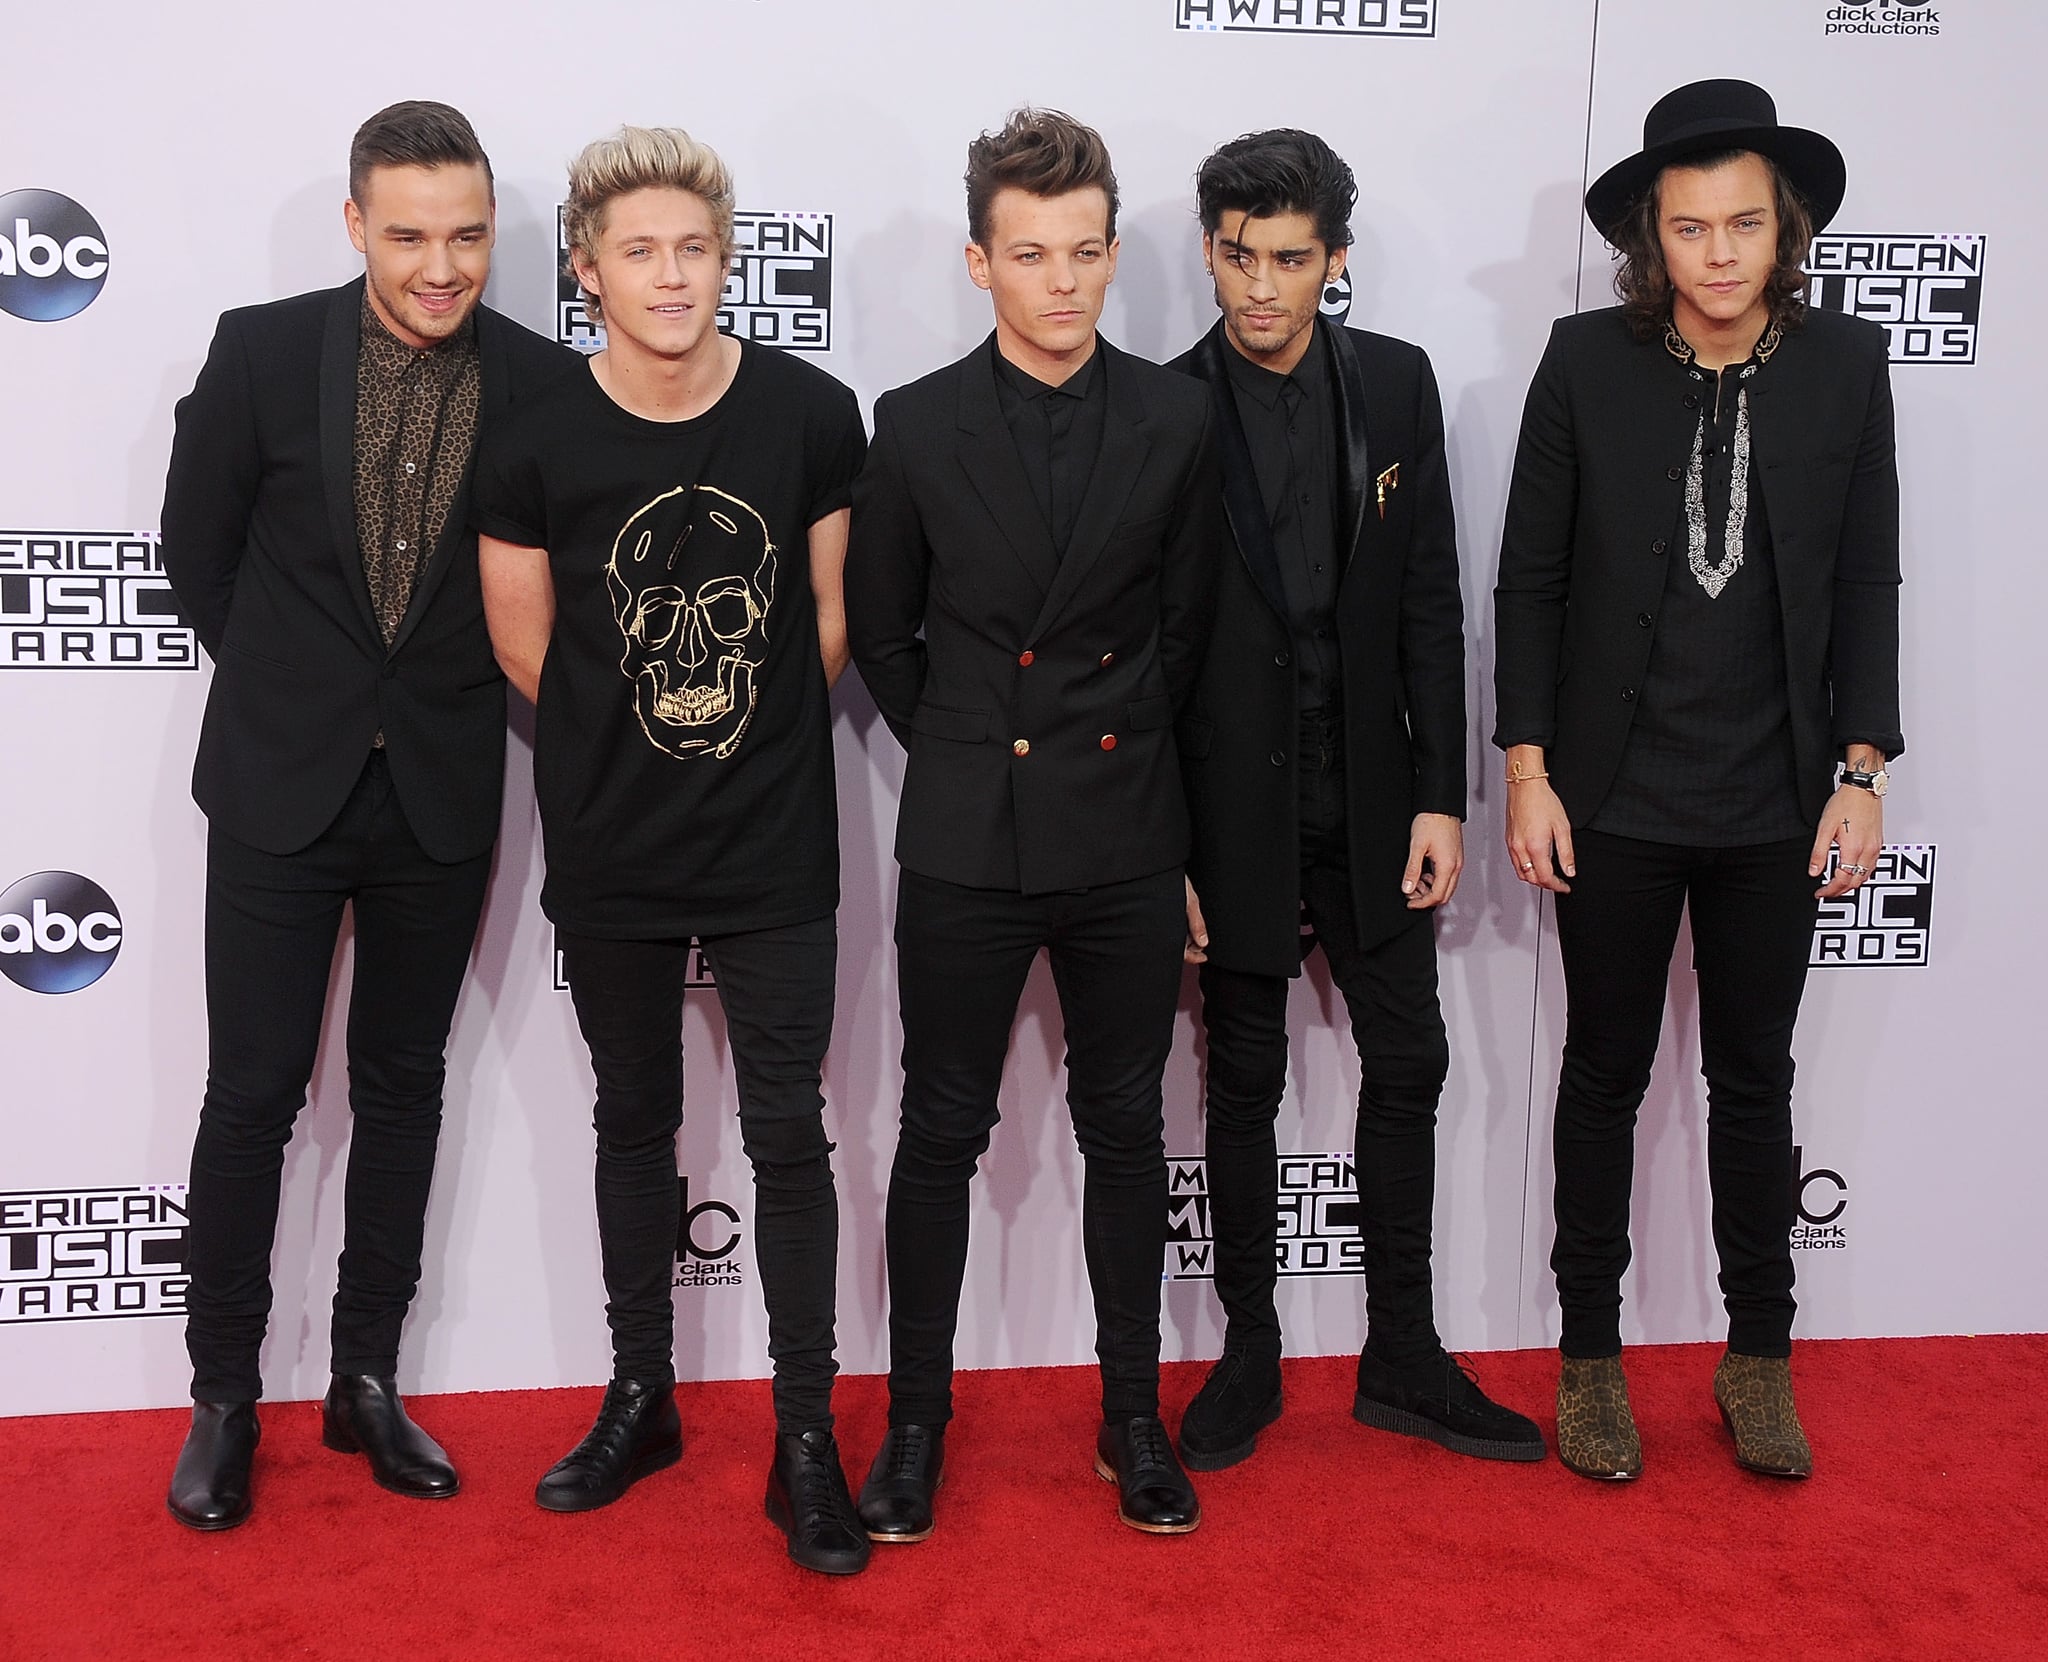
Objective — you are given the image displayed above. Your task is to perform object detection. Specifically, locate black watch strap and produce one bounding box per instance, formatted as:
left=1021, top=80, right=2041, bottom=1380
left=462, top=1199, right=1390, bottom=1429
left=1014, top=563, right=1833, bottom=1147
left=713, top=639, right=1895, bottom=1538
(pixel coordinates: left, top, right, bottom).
left=1840, top=768, right=1883, bottom=791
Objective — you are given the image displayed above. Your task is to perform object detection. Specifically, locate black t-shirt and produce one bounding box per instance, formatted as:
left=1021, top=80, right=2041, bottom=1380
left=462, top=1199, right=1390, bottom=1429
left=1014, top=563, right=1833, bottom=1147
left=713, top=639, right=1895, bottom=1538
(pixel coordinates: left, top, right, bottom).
left=471, top=342, right=866, bottom=937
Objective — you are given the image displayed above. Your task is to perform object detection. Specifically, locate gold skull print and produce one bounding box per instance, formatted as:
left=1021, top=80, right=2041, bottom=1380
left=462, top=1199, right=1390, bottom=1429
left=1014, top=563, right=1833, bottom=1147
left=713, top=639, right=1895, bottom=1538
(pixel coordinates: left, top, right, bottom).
left=606, top=485, right=777, bottom=760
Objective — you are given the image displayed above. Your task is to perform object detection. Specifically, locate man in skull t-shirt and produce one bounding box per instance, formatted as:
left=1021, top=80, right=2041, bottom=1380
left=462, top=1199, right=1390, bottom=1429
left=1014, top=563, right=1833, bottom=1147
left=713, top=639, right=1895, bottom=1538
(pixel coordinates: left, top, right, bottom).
left=469, top=126, right=870, bottom=1577
left=472, top=342, right=860, bottom=936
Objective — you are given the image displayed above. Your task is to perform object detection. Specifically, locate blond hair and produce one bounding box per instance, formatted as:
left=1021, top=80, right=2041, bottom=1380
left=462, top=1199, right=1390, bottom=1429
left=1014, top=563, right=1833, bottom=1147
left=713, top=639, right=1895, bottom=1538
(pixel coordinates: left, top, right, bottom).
left=564, top=126, right=736, bottom=324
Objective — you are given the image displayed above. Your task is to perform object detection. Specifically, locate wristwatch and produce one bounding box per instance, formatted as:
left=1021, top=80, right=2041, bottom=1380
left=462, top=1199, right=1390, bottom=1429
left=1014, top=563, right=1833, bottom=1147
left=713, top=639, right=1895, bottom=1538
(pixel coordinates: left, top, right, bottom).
left=1840, top=767, right=1889, bottom=798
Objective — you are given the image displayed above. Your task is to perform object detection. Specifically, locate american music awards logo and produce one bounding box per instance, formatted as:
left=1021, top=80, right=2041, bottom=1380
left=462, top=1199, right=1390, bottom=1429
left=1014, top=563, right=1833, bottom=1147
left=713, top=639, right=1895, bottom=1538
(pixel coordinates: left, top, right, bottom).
left=1805, top=235, right=1983, bottom=364
left=1811, top=843, right=1935, bottom=967
left=0, top=1185, right=187, bottom=1323
left=1165, top=1154, right=1364, bottom=1279
left=556, top=208, right=834, bottom=354
left=0, top=531, right=195, bottom=670
left=1176, top=0, right=1436, bottom=35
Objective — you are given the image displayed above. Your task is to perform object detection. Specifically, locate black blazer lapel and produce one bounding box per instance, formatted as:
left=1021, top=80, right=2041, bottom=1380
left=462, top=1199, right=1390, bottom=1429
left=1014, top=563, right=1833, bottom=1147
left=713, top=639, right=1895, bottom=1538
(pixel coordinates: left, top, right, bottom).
left=319, top=279, right=381, bottom=644
left=956, top=338, right=1060, bottom=597
left=1026, top=338, right=1148, bottom=643
left=1326, top=322, right=1375, bottom=573
left=385, top=304, right=503, bottom=657
left=1190, top=323, right=1288, bottom=620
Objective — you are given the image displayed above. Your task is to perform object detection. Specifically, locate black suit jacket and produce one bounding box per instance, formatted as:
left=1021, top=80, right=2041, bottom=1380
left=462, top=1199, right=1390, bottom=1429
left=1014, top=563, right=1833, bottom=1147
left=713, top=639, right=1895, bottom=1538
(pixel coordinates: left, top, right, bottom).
left=1493, top=305, right=1904, bottom=825
left=847, top=335, right=1222, bottom=894
left=1170, top=321, right=1466, bottom=975
left=161, top=278, right=578, bottom=861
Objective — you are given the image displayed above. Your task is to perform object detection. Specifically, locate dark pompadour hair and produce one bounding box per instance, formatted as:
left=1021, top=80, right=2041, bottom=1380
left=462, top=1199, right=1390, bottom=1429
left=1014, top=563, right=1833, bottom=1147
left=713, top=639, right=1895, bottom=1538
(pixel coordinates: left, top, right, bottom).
left=348, top=101, right=494, bottom=206
left=964, top=109, right=1119, bottom=247
left=1195, top=128, right=1357, bottom=252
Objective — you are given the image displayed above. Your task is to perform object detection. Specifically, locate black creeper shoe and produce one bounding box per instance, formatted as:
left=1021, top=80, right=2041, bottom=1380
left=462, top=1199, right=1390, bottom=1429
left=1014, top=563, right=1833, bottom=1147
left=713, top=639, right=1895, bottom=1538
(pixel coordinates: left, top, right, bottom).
left=1177, top=1351, right=1283, bottom=1472
left=1352, top=1347, right=1547, bottom=1463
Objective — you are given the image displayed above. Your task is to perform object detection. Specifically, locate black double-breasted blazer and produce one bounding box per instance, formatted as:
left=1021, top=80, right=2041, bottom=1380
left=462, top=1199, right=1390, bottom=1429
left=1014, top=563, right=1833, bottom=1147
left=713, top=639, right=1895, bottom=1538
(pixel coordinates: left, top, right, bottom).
left=1492, top=305, right=1903, bottom=824
left=846, top=335, right=1223, bottom=894
left=161, top=278, right=577, bottom=861
left=1169, top=321, right=1466, bottom=976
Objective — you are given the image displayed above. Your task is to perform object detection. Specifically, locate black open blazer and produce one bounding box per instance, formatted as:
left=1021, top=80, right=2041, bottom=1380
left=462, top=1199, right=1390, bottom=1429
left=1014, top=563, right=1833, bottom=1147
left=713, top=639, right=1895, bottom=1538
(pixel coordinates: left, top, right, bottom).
left=1492, top=304, right=1903, bottom=825
left=161, top=278, right=576, bottom=861
left=1170, top=320, right=1466, bottom=975
left=846, top=335, right=1222, bottom=894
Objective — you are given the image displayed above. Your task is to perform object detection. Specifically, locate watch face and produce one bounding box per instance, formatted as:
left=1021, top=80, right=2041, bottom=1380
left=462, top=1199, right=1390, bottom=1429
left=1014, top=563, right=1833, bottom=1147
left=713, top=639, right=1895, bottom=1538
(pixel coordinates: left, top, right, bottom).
left=1872, top=770, right=1890, bottom=798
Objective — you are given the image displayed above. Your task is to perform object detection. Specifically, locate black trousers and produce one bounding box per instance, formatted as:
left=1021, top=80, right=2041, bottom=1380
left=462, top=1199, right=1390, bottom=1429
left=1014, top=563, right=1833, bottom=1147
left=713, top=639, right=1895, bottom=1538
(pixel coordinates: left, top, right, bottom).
left=184, top=751, right=492, bottom=1403
left=885, top=866, right=1185, bottom=1426
left=557, top=916, right=841, bottom=1434
left=1550, top=829, right=1818, bottom=1360
left=1198, top=711, right=1449, bottom=1368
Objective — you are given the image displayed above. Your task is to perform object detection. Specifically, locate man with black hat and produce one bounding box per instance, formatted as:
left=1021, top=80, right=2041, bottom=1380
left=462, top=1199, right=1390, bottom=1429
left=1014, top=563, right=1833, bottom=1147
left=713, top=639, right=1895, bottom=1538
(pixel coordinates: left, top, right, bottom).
left=1494, top=80, right=1903, bottom=1482
left=1168, top=128, right=1544, bottom=1473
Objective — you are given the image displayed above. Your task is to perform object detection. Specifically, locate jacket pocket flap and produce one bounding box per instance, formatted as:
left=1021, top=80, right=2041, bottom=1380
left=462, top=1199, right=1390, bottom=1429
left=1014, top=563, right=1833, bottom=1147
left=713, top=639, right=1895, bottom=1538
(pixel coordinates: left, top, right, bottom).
left=1127, top=694, right=1173, bottom=731
left=911, top=702, right=990, bottom=743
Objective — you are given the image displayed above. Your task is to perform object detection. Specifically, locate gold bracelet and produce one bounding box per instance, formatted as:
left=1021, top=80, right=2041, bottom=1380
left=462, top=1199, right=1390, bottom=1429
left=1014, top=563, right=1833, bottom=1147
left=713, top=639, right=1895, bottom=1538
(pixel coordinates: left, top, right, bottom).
left=1505, top=769, right=1550, bottom=784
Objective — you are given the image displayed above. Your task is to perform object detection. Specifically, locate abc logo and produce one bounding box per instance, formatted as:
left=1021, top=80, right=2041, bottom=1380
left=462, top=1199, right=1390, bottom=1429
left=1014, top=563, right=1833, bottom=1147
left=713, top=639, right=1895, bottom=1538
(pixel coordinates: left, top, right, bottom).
left=1832, top=0, right=1935, bottom=7
left=0, top=871, right=123, bottom=993
left=1319, top=269, right=1353, bottom=323
left=0, top=190, right=111, bottom=323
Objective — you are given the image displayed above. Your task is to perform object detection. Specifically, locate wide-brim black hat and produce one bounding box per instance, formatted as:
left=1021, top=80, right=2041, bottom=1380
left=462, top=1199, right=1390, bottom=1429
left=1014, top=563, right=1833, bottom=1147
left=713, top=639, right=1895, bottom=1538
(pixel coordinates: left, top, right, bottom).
left=1584, top=79, right=1846, bottom=241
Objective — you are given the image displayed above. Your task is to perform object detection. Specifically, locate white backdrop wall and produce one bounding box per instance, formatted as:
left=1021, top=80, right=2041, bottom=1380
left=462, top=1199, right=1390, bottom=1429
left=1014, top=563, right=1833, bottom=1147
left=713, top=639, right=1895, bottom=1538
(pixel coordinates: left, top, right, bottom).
left=2, top=0, right=2041, bottom=1416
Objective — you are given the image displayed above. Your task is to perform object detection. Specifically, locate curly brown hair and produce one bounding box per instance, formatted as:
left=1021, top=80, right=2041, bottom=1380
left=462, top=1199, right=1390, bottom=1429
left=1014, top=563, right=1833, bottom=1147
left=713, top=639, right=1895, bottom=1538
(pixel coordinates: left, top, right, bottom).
left=1608, top=148, right=1814, bottom=340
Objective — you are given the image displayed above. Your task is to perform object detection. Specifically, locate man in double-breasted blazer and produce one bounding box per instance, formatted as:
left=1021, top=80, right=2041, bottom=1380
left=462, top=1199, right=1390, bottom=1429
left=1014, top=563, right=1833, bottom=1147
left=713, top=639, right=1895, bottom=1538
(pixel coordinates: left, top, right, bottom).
left=846, top=109, right=1221, bottom=1540
left=1170, top=130, right=1544, bottom=1473
left=158, top=102, right=575, bottom=1531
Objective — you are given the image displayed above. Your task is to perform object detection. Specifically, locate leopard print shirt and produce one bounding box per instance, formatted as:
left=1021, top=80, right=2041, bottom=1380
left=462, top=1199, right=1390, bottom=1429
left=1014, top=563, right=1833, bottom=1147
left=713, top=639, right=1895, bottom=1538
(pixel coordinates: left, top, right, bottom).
left=354, top=295, right=482, bottom=646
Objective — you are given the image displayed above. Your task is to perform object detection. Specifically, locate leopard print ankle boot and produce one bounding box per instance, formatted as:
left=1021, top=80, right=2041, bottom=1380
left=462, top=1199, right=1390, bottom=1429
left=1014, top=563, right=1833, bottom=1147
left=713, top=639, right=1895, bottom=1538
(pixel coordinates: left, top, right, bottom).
left=1713, top=1352, right=1812, bottom=1479
left=1555, top=1355, right=1643, bottom=1481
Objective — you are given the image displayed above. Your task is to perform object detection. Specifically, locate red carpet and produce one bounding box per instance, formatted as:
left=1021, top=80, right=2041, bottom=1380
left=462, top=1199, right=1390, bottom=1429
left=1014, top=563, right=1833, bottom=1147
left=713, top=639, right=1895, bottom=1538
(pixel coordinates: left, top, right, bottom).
left=5, top=1337, right=2044, bottom=1661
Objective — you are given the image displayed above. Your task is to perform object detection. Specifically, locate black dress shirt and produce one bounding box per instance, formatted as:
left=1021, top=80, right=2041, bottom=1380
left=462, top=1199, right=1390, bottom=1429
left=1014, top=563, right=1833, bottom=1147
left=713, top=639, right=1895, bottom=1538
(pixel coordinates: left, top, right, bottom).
left=1590, top=340, right=1805, bottom=845
left=992, top=340, right=1106, bottom=558
left=1223, top=327, right=1341, bottom=713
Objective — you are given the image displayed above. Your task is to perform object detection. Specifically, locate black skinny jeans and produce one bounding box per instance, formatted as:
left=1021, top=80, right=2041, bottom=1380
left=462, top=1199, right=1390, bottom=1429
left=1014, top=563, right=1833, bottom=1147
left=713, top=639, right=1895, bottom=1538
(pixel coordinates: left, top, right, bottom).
left=184, top=750, right=491, bottom=1403
left=1198, top=708, right=1450, bottom=1369
left=557, top=916, right=842, bottom=1434
left=1551, top=829, right=1818, bottom=1360
left=884, top=867, right=1185, bottom=1427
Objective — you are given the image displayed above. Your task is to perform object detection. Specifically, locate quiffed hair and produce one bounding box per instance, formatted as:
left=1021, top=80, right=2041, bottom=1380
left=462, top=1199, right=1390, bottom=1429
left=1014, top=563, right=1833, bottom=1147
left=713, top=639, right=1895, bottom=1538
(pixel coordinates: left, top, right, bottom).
left=1195, top=129, right=1357, bottom=252
left=348, top=101, right=493, bottom=206
left=563, top=126, right=737, bottom=325
left=1609, top=148, right=1815, bottom=340
left=965, top=109, right=1119, bottom=247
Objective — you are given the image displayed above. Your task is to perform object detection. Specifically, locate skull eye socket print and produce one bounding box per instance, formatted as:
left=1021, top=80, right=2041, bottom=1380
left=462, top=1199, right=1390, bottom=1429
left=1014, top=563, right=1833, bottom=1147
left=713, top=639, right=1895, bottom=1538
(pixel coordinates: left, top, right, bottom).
left=606, top=484, right=778, bottom=760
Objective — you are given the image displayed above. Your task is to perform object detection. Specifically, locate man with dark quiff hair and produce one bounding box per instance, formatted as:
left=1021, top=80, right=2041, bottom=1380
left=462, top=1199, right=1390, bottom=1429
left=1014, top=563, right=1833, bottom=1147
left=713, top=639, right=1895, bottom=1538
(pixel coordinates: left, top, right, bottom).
left=1171, top=127, right=1546, bottom=1474
left=159, top=101, right=577, bottom=1532
left=848, top=107, right=1222, bottom=1541
left=964, top=107, right=1120, bottom=248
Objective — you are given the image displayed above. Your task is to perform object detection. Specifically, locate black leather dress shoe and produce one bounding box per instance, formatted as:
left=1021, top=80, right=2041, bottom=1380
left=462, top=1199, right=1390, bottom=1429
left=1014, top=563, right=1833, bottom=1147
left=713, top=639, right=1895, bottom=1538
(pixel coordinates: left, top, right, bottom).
left=321, top=1374, right=460, bottom=1498
left=534, top=1377, right=682, bottom=1512
left=1352, top=1347, right=1547, bottom=1463
left=1177, top=1352, right=1283, bottom=1472
left=1094, top=1414, right=1200, bottom=1534
left=765, top=1429, right=872, bottom=1576
left=167, top=1401, right=259, bottom=1531
left=856, top=1423, right=945, bottom=1543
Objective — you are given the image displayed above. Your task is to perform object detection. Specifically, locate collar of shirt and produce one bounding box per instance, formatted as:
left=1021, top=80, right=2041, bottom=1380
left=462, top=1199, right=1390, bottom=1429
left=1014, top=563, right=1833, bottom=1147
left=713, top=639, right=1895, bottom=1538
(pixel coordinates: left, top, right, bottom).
left=991, top=337, right=1102, bottom=404
left=359, top=292, right=477, bottom=375
left=1222, top=318, right=1326, bottom=410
